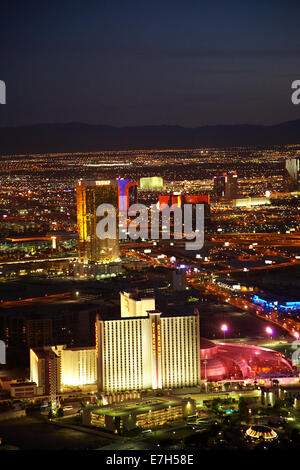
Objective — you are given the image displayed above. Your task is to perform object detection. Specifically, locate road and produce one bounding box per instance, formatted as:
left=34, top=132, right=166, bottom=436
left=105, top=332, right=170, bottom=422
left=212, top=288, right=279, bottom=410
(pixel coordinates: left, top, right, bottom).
left=0, top=292, right=72, bottom=308
left=190, top=279, right=299, bottom=339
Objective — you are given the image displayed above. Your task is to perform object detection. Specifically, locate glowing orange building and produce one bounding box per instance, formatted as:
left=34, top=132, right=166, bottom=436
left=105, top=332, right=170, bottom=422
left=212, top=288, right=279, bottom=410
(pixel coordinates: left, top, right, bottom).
left=76, top=179, right=120, bottom=264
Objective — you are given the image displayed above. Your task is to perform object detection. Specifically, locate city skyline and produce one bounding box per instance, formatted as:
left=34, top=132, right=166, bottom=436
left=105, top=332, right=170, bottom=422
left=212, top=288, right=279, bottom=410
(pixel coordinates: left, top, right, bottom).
left=1, top=0, right=300, bottom=455
left=0, top=145, right=300, bottom=451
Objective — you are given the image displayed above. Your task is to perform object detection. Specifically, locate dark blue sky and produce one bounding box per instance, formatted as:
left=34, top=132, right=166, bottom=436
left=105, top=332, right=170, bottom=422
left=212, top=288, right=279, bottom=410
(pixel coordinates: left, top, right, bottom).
left=1, top=0, right=300, bottom=127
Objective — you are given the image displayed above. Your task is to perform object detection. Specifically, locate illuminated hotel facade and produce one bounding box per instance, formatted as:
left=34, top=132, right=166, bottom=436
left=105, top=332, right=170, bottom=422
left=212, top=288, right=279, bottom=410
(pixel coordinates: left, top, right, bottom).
left=117, top=178, right=138, bottom=211
left=120, top=290, right=155, bottom=318
left=76, top=179, right=120, bottom=264
left=285, top=157, right=300, bottom=190
left=52, top=345, right=97, bottom=389
left=139, top=176, right=164, bottom=191
left=30, top=348, right=60, bottom=405
left=30, top=345, right=97, bottom=394
left=96, top=308, right=201, bottom=394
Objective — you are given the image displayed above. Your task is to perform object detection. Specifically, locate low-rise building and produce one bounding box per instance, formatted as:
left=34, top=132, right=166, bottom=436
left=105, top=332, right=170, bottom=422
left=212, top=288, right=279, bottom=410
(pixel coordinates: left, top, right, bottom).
left=83, top=397, right=195, bottom=432
left=10, top=382, right=37, bottom=398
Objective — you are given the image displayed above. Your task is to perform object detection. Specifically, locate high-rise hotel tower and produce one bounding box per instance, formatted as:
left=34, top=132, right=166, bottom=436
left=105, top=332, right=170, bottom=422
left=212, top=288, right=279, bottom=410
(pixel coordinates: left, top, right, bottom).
left=76, top=179, right=120, bottom=264
left=213, top=171, right=238, bottom=200
left=96, top=292, right=201, bottom=394
left=285, top=157, right=300, bottom=191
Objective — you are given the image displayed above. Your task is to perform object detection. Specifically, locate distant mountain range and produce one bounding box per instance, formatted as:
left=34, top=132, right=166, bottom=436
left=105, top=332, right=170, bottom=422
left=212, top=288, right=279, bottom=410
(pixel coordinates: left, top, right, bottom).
left=1, top=119, right=300, bottom=154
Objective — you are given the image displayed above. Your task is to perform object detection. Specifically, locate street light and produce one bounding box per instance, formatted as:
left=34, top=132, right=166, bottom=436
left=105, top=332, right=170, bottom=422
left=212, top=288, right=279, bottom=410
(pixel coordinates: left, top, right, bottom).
left=221, top=324, right=229, bottom=341
left=265, top=326, right=274, bottom=340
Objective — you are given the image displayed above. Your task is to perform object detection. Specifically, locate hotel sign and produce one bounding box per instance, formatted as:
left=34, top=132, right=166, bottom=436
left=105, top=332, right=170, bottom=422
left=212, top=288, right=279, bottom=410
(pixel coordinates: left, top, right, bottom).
left=157, top=323, right=161, bottom=357
left=152, top=322, right=161, bottom=357
left=151, top=316, right=162, bottom=389
left=95, top=323, right=99, bottom=358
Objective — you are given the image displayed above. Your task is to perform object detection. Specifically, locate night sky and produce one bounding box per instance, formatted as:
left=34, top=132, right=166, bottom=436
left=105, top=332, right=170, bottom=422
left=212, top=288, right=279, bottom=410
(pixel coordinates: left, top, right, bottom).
left=1, top=0, right=300, bottom=127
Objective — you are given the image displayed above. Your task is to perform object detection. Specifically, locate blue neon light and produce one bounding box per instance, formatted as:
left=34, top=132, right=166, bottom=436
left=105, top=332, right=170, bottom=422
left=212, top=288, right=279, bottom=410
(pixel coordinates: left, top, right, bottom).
left=253, top=295, right=300, bottom=312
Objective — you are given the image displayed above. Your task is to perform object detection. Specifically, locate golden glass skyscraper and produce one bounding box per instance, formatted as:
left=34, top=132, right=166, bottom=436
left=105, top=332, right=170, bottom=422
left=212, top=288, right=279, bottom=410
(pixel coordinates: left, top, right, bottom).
left=76, top=179, right=120, bottom=264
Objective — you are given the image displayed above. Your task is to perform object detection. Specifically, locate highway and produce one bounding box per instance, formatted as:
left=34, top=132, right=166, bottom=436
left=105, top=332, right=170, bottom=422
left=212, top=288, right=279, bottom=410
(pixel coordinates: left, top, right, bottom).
left=190, top=278, right=300, bottom=339
left=0, top=292, right=72, bottom=308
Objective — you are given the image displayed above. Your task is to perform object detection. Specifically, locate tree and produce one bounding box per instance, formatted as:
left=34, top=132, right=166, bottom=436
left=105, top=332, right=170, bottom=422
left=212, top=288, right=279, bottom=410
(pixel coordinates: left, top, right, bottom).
left=209, top=398, right=224, bottom=416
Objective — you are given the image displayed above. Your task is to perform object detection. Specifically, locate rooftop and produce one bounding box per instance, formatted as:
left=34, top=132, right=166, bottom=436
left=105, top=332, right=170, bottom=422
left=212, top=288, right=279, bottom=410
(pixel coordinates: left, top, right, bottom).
left=92, top=397, right=181, bottom=417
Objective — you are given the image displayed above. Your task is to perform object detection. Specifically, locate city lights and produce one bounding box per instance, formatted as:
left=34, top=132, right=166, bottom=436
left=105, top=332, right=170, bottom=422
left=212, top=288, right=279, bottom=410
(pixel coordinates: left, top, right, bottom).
left=0, top=2, right=299, bottom=452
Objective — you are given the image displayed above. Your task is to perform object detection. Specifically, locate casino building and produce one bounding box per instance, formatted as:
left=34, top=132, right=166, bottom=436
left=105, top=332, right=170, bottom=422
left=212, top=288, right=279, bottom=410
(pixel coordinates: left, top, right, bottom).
left=96, top=292, right=201, bottom=394
left=30, top=345, right=97, bottom=395
left=76, top=179, right=120, bottom=264
left=285, top=157, right=300, bottom=190
left=213, top=171, right=238, bottom=200
left=75, top=178, right=138, bottom=279
left=30, top=291, right=295, bottom=405
left=200, top=338, right=294, bottom=381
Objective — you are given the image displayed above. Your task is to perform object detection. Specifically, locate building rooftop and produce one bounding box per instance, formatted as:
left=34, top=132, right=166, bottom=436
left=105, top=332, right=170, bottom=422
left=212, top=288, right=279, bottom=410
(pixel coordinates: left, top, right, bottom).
left=92, top=397, right=181, bottom=417
left=101, top=310, right=198, bottom=322
left=121, top=290, right=155, bottom=301
left=10, top=382, right=36, bottom=388
left=31, top=348, right=58, bottom=360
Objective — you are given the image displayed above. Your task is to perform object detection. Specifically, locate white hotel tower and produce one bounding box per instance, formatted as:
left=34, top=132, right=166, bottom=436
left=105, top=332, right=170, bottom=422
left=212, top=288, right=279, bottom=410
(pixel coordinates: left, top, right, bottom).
left=96, top=291, right=201, bottom=394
